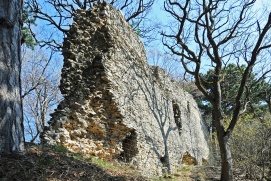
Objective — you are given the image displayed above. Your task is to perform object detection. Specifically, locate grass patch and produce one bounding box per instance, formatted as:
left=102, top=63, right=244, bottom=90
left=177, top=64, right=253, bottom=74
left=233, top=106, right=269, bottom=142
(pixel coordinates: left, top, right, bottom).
left=88, top=156, right=115, bottom=169
left=151, top=165, right=195, bottom=181
left=53, top=144, right=69, bottom=154
left=177, top=165, right=193, bottom=172
left=72, top=152, right=85, bottom=160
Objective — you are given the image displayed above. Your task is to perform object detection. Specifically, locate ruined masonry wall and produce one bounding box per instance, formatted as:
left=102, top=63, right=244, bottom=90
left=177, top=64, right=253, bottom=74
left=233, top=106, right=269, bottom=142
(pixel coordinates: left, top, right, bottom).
left=42, top=2, right=209, bottom=177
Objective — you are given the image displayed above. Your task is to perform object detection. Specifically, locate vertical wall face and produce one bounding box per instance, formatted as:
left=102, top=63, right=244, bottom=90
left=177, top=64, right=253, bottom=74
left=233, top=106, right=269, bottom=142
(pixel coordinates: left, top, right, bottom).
left=42, top=2, right=209, bottom=177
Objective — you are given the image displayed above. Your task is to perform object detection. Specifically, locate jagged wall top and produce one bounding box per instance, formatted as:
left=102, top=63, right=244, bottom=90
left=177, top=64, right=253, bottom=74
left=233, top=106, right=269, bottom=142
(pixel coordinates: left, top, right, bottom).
left=43, top=2, right=209, bottom=177
left=60, top=2, right=147, bottom=98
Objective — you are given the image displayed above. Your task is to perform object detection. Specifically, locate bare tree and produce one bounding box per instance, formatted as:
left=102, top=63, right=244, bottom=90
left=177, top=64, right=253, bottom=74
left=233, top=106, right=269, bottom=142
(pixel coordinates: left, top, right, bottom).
left=25, top=0, right=155, bottom=50
left=148, top=49, right=185, bottom=80
left=0, top=0, right=25, bottom=153
left=21, top=46, right=62, bottom=143
left=162, top=0, right=271, bottom=180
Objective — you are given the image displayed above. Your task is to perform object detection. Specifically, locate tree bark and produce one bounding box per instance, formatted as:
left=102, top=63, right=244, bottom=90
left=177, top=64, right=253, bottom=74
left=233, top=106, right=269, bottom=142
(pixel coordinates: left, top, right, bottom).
left=0, top=0, right=24, bottom=153
left=213, top=106, right=233, bottom=181
left=215, top=118, right=233, bottom=180
left=217, top=131, right=233, bottom=181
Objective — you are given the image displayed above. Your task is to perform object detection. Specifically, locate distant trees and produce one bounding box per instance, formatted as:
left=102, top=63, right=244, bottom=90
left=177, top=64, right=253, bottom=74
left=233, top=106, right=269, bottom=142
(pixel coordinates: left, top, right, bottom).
left=230, top=113, right=271, bottom=179
left=0, top=0, right=25, bottom=153
left=148, top=49, right=184, bottom=80
left=21, top=47, right=62, bottom=143
left=162, top=0, right=271, bottom=180
left=197, top=64, right=271, bottom=117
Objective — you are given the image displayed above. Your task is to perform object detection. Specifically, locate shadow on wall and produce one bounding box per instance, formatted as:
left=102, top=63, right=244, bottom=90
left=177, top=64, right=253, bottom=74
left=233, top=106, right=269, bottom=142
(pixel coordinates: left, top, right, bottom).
left=138, top=67, right=177, bottom=174
left=118, top=63, right=181, bottom=174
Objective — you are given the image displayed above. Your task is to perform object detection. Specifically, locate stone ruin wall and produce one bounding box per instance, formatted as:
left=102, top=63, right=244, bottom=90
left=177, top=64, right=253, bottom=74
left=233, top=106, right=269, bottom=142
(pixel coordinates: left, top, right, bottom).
left=42, top=2, right=209, bottom=177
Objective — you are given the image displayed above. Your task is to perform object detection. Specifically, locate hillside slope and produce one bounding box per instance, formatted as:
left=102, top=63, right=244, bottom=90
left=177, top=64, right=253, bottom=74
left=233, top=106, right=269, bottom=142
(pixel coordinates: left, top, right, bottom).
left=0, top=143, right=145, bottom=181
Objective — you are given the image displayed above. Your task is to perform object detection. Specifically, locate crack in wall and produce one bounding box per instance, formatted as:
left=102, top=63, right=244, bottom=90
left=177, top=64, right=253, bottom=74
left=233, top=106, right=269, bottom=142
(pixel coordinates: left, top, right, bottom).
left=173, top=100, right=182, bottom=135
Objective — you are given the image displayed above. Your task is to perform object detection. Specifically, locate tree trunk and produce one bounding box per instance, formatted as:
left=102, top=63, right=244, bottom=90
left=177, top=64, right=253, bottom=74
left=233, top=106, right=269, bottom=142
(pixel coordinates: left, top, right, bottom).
left=213, top=107, right=233, bottom=181
left=0, top=0, right=24, bottom=153
left=217, top=131, right=233, bottom=181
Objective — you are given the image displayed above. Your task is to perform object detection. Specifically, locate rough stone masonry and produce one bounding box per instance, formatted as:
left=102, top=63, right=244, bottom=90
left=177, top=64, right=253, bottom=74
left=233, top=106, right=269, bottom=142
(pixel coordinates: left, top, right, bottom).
left=42, top=2, right=209, bottom=177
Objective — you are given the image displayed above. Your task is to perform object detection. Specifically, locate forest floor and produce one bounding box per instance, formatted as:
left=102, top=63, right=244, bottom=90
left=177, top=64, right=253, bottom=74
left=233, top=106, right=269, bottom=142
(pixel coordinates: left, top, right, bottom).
left=0, top=143, right=222, bottom=181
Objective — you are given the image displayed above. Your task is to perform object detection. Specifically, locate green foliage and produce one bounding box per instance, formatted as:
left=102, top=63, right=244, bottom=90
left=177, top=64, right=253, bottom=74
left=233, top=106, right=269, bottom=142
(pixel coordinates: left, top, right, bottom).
left=184, top=87, right=191, bottom=93
left=73, top=152, right=84, bottom=160
left=88, top=156, right=116, bottom=169
left=22, top=3, right=36, bottom=49
left=21, top=28, right=36, bottom=49
left=230, top=112, right=271, bottom=179
left=53, top=144, right=69, bottom=154
left=199, top=63, right=271, bottom=116
left=208, top=112, right=271, bottom=179
left=130, top=20, right=141, bottom=36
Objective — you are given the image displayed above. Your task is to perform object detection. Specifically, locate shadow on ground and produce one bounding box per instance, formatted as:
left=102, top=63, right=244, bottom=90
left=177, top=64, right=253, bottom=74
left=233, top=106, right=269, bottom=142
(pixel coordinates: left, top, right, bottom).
left=0, top=143, right=145, bottom=181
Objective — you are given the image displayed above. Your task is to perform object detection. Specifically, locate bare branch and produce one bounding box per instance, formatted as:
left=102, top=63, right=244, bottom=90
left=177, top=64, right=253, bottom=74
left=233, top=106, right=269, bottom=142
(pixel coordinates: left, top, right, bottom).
left=228, top=13, right=271, bottom=135
left=28, top=0, right=155, bottom=49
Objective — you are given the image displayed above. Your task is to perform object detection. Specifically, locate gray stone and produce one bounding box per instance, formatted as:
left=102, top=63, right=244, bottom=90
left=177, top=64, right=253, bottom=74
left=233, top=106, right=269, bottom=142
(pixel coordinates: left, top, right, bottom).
left=41, top=3, right=209, bottom=178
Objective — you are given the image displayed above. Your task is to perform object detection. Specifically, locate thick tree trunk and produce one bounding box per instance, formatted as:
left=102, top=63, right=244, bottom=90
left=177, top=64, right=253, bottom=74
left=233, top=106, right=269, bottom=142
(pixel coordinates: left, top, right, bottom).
left=0, top=0, right=24, bottom=153
left=217, top=131, right=233, bottom=181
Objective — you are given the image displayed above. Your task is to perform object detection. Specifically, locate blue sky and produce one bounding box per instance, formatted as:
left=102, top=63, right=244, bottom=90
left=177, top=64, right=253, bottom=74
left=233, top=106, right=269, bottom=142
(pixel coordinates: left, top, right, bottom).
left=24, top=0, right=271, bottom=142
left=146, top=0, right=271, bottom=75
